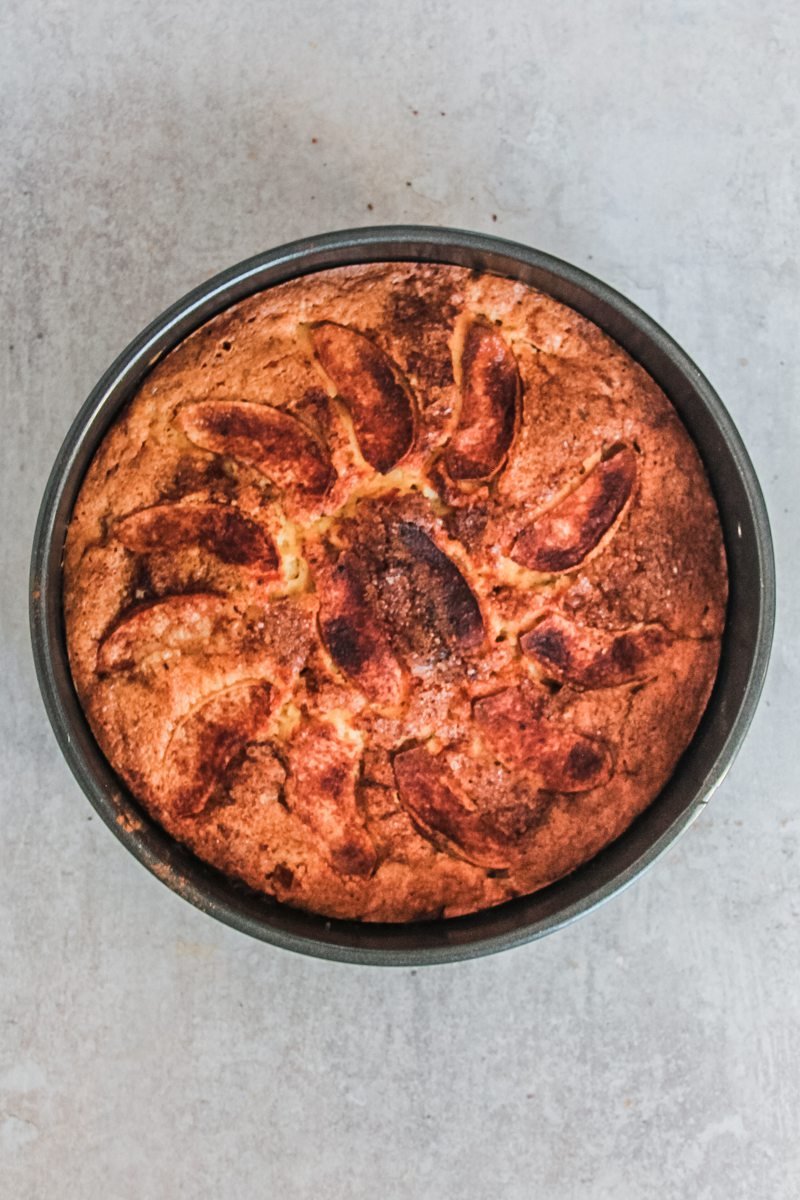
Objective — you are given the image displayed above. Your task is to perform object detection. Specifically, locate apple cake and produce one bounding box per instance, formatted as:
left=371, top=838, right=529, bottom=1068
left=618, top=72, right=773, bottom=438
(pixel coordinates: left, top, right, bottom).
left=63, top=263, right=727, bottom=922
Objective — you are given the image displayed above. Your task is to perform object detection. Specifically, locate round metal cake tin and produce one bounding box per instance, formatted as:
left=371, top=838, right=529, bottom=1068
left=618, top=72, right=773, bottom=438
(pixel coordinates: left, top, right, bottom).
left=30, top=226, right=775, bottom=966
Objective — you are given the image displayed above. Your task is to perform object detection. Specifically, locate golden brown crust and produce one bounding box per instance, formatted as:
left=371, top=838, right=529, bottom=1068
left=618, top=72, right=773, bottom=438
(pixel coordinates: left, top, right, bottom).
left=63, top=263, right=727, bottom=922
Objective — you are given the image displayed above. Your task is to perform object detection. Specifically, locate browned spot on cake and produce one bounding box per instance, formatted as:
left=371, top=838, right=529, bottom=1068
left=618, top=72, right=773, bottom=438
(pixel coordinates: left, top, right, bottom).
left=512, top=446, right=637, bottom=572
left=389, top=279, right=457, bottom=390
left=443, top=499, right=490, bottom=550
left=177, top=400, right=333, bottom=496
left=445, top=320, right=520, bottom=480
left=269, top=862, right=295, bottom=890
left=311, top=323, right=415, bottom=472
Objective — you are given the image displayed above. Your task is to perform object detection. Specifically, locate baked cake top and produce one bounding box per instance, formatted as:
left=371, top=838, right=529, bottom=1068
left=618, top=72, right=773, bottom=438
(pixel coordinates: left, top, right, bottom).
left=64, top=263, right=727, bottom=922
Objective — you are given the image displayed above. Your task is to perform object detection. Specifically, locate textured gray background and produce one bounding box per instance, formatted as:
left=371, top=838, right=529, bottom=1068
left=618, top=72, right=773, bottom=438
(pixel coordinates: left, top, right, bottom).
left=2, top=2, right=798, bottom=1197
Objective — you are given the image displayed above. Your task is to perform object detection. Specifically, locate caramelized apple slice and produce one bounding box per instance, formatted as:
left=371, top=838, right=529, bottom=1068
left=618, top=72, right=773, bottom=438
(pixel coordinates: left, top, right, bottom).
left=311, top=323, right=415, bottom=472
left=473, top=688, right=613, bottom=792
left=393, top=521, right=484, bottom=650
left=512, top=447, right=637, bottom=573
left=393, top=746, right=512, bottom=868
left=162, top=681, right=274, bottom=816
left=314, top=551, right=405, bottom=705
left=115, top=503, right=279, bottom=571
left=521, top=613, right=671, bottom=689
left=97, top=593, right=229, bottom=673
left=286, top=725, right=376, bottom=878
left=177, top=401, right=333, bottom=496
left=445, top=321, right=520, bottom=480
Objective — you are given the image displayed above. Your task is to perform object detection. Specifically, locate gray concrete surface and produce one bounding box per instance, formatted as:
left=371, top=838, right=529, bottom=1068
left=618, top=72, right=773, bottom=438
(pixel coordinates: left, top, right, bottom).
left=2, top=2, right=798, bottom=1196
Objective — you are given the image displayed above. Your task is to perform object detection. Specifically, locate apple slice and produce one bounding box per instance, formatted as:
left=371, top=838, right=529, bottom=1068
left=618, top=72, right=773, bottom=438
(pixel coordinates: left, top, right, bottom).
left=97, top=593, right=229, bottom=673
left=393, top=746, right=512, bottom=868
left=521, top=612, right=671, bottom=689
left=115, top=502, right=279, bottom=571
left=445, top=320, right=520, bottom=480
left=177, top=400, right=333, bottom=496
left=286, top=724, right=376, bottom=878
left=314, top=551, right=405, bottom=705
left=162, top=680, right=274, bottom=816
left=512, top=446, right=637, bottom=573
left=473, top=687, right=612, bottom=792
left=392, top=521, right=484, bottom=651
left=311, top=322, right=415, bottom=473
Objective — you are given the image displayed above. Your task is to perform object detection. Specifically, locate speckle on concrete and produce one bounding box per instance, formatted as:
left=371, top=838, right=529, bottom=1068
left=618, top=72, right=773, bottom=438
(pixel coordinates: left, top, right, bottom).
left=2, top=2, right=798, bottom=1198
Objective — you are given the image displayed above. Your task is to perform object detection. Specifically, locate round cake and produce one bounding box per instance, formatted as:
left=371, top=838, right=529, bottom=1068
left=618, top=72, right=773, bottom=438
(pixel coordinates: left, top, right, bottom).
left=63, top=263, right=727, bottom=922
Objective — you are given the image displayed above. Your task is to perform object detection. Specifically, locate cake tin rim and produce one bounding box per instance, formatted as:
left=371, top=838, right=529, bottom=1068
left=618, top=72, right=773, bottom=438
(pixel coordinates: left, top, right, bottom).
left=30, top=224, right=775, bottom=966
